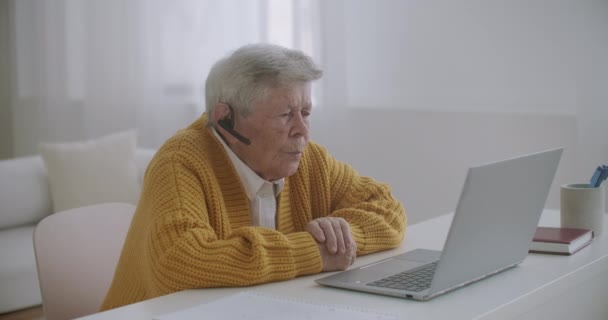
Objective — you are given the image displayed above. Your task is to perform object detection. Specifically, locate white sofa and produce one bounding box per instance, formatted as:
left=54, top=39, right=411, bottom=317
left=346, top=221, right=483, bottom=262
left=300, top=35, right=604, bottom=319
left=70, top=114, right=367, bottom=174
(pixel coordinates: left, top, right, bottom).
left=0, top=149, right=155, bottom=314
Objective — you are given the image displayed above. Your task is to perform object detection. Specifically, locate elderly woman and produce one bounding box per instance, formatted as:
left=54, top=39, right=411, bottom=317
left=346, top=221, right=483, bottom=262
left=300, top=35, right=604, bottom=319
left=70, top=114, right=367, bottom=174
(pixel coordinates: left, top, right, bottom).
left=101, top=43, right=406, bottom=310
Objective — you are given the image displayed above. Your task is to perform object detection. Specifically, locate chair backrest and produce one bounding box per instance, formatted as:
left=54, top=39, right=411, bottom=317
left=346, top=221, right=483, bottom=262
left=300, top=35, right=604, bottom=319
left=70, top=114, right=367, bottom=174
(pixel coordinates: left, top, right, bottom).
left=34, top=202, right=135, bottom=320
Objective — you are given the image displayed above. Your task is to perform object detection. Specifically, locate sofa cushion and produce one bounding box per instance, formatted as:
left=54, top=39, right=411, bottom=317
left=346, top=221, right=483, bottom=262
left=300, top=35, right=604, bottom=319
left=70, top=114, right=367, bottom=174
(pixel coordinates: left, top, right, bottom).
left=0, top=156, right=52, bottom=229
left=0, top=225, right=42, bottom=313
left=39, top=131, right=140, bottom=213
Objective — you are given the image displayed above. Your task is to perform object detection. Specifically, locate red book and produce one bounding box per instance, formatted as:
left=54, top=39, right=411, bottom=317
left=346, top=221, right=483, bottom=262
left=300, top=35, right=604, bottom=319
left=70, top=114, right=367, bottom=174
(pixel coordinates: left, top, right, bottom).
left=529, top=227, right=593, bottom=255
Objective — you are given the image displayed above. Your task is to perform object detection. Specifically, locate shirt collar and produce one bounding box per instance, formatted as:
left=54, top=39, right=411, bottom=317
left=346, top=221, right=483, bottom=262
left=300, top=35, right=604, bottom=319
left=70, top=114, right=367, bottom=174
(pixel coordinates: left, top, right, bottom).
left=212, top=129, right=284, bottom=200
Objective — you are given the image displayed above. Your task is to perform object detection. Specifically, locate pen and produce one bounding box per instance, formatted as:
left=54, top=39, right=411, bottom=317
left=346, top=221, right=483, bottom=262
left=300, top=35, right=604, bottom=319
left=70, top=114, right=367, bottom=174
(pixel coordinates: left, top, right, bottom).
left=598, top=166, right=608, bottom=187
left=590, top=165, right=608, bottom=187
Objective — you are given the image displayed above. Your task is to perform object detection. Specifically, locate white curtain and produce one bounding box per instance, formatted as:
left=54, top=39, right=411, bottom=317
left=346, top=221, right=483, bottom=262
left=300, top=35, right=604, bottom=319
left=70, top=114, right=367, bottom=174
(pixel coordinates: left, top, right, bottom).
left=9, top=0, right=321, bottom=155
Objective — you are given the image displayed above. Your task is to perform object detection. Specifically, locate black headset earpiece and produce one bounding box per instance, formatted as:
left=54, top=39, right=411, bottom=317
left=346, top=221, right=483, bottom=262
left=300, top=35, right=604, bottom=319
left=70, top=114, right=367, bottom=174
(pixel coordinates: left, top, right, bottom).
left=217, top=106, right=251, bottom=145
left=217, top=117, right=234, bottom=130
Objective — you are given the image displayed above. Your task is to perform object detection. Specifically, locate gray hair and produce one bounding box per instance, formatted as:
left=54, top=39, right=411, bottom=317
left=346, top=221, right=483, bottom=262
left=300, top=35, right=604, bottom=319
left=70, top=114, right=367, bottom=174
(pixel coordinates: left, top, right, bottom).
left=205, top=43, right=322, bottom=125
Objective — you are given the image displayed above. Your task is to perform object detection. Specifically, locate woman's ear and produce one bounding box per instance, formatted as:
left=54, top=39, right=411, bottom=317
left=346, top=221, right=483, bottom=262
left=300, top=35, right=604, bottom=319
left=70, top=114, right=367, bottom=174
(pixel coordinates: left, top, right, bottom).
left=211, top=103, right=231, bottom=126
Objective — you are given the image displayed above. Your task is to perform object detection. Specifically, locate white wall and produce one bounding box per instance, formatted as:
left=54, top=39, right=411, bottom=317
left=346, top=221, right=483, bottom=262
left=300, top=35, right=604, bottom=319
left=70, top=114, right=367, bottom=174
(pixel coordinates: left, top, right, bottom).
left=315, top=0, right=608, bottom=222
left=321, top=0, right=596, bottom=114
left=574, top=0, right=608, bottom=179
left=311, top=109, right=577, bottom=224
left=0, top=0, right=13, bottom=159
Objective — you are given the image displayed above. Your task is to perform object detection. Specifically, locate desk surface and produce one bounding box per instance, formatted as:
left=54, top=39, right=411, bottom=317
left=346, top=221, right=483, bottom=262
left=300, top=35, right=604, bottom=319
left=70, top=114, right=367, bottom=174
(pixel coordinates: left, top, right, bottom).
left=80, top=210, right=608, bottom=320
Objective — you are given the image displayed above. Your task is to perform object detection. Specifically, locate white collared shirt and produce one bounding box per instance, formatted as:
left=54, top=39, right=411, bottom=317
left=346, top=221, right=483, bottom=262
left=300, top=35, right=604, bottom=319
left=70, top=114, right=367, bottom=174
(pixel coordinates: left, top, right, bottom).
left=213, top=129, right=284, bottom=229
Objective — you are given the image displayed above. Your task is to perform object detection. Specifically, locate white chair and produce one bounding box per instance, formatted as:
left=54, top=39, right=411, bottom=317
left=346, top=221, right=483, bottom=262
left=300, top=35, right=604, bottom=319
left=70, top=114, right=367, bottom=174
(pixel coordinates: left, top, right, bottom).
left=33, top=202, right=135, bottom=320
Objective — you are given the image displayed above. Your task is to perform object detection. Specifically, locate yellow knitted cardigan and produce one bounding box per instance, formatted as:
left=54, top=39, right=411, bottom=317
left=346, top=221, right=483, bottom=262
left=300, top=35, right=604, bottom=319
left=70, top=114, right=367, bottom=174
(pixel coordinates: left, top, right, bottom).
left=100, top=115, right=406, bottom=311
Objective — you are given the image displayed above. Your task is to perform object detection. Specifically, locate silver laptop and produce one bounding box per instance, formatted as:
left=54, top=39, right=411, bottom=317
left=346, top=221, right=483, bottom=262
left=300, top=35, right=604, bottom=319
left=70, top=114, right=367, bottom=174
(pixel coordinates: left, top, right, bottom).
left=316, top=148, right=563, bottom=301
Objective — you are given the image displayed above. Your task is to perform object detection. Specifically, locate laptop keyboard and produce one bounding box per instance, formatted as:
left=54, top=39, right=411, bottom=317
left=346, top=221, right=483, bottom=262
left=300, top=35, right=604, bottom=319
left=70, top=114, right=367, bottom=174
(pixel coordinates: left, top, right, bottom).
left=367, top=261, right=438, bottom=292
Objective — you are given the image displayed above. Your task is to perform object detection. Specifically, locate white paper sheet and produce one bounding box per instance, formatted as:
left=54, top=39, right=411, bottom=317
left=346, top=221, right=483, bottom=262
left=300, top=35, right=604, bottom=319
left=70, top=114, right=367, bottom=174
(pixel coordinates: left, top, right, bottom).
left=154, top=291, right=398, bottom=320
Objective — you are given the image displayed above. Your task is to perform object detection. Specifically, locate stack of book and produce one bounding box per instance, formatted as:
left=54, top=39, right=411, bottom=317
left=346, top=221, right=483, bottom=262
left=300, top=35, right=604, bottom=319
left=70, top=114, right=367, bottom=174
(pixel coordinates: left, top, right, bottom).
left=529, top=227, right=593, bottom=255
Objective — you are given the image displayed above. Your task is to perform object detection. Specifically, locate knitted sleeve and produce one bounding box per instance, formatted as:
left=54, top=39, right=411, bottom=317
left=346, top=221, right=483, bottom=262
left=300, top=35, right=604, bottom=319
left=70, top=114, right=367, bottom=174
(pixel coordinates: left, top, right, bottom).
left=140, top=147, right=322, bottom=296
left=309, top=144, right=407, bottom=255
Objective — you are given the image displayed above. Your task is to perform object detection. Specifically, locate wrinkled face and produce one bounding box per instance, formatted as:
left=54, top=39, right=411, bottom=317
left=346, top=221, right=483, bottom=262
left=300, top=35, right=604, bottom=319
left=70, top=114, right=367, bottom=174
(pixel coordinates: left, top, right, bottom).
left=231, top=83, right=312, bottom=181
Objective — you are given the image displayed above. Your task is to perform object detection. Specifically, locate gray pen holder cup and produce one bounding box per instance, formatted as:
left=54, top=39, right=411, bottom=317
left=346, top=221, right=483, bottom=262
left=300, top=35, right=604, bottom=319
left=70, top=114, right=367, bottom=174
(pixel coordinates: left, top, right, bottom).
left=560, top=183, right=605, bottom=237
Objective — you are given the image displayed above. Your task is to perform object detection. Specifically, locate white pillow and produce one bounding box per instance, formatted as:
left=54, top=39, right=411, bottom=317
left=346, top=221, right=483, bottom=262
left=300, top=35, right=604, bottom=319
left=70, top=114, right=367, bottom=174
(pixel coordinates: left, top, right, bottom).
left=39, top=131, right=140, bottom=213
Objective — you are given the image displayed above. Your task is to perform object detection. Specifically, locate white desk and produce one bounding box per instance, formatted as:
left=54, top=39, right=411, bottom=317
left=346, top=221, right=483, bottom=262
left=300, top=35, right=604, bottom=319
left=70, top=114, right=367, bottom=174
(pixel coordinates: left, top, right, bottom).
left=80, top=210, right=608, bottom=320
